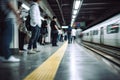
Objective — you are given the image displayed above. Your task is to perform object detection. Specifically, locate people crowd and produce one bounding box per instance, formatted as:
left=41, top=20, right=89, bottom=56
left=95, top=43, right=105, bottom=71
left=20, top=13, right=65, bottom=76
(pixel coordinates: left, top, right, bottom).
left=0, top=0, right=79, bottom=63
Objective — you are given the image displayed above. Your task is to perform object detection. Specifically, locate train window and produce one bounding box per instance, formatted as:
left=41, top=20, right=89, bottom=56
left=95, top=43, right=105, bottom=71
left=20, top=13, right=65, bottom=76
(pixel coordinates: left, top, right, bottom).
left=93, top=30, right=98, bottom=35
left=95, top=30, right=98, bottom=35
left=87, top=33, right=89, bottom=36
left=107, top=24, right=119, bottom=34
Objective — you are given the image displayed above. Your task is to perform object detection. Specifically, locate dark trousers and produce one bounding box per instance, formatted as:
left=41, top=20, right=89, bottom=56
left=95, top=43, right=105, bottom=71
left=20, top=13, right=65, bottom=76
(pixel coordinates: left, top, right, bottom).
left=19, top=31, right=26, bottom=50
left=28, top=25, right=40, bottom=50
left=67, top=33, right=71, bottom=43
left=0, top=19, right=13, bottom=59
left=51, top=31, right=58, bottom=46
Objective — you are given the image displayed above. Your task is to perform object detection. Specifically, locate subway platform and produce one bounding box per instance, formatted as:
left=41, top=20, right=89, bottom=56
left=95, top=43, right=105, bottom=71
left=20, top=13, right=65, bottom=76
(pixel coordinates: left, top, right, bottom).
left=0, top=41, right=120, bottom=80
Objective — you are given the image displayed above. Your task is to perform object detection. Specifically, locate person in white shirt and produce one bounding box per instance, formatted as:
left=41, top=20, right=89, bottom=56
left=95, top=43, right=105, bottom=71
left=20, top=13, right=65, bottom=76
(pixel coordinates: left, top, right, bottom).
left=27, top=0, right=41, bottom=53
left=58, top=28, right=63, bottom=42
left=71, top=28, right=77, bottom=43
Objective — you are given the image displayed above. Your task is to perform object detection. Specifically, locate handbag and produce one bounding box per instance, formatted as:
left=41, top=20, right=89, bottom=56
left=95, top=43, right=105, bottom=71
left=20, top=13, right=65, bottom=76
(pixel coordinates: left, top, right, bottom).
left=19, top=22, right=28, bottom=33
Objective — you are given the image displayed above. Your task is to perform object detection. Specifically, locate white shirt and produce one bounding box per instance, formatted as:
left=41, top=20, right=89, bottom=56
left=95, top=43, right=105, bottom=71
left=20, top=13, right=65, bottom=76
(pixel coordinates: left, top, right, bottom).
left=30, top=2, right=41, bottom=27
left=71, top=28, right=77, bottom=36
left=58, top=30, right=63, bottom=34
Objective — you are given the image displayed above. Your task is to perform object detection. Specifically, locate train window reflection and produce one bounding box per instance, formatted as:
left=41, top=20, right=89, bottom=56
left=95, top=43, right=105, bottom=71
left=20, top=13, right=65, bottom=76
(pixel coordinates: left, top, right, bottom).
left=107, top=24, right=119, bottom=34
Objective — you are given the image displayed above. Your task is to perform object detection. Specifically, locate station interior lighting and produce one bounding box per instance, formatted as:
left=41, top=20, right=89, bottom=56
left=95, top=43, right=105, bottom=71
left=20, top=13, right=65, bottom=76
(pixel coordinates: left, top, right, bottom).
left=71, top=0, right=83, bottom=26
left=73, top=10, right=77, bottom=15
left=72, top=15, right=76, bottom=19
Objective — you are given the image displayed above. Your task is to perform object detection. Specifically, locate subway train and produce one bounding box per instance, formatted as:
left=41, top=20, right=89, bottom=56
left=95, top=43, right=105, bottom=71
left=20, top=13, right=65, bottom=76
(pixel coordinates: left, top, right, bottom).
left=82, top=13, right=120, bottom=48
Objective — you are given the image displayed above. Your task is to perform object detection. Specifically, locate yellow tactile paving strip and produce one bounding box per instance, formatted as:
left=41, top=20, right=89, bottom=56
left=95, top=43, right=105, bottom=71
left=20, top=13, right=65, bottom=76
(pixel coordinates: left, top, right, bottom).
left=24, top=42, right=68, bottom=80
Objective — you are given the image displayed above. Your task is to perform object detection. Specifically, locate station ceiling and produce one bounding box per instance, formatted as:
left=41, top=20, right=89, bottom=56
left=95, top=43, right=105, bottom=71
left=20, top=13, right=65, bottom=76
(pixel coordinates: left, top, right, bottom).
left=47, top=0, right=120, bottom=30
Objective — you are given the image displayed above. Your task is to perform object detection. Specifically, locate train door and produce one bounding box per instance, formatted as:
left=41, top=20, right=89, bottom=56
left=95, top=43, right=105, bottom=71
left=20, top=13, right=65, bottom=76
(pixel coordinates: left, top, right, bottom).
left=100, top=27, right=104, bottom=44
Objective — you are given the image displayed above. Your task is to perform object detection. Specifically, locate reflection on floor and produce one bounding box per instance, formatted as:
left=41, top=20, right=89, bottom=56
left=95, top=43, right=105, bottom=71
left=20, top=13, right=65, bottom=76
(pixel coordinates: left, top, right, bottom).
left=0, top=41, right=120, bottom=80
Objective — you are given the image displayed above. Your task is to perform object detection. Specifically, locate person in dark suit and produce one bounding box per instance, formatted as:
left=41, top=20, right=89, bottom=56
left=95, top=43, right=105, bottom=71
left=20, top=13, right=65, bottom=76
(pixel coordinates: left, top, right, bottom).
left=50, top=16, right=59, bottom=46
left=67, top=26, right=72, bottom=43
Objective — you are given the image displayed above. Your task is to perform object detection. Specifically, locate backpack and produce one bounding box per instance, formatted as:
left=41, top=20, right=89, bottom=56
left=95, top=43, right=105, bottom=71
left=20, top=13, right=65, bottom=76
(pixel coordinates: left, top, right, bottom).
left=25, top=4, right=35, bottom=31
left=67, top=27, right=72, bottom=34
left=40, top=20, right=48, bottom=34
left=41, top=20, right=47, bottom=28
left=25, top=14, right=32, bottom=31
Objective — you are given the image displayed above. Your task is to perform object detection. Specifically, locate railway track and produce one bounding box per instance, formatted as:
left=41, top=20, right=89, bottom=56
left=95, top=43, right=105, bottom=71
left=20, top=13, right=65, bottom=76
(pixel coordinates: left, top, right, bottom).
left=79, top=41, right=120, bottom=66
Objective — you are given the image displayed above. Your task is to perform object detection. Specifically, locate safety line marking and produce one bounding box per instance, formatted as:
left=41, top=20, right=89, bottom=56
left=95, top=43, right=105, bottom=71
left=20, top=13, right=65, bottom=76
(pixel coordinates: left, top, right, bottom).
left=24, top=42, right=68, bottom=80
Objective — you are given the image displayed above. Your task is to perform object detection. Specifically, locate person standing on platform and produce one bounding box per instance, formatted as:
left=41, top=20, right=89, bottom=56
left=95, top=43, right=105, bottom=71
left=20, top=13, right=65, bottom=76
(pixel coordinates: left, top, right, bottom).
left=71, top=27, right=77, bottom=43
left=58, top=28, right=63, bottom=42
left=27, top=0, right=42, bottom=53
left=50, top=16, right=59, bottom=46
left=40, top=15, right=48, bottom=45
left=67, top=25, right=72, bottom=43
left=0, top=0, right=21, bottom=62
left=19, top=17, right=28, bottom=52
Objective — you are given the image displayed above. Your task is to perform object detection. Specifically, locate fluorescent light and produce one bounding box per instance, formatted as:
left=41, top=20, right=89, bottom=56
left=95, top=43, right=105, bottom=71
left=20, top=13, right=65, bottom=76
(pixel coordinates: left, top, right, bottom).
left=72, top=15, right=76, bottom=18
left=71, top=21, right=74, bottom=26
left=62, top=26, right=68, bottom=28
left=71, top=19, right=75, bottom=26
left=73, top=10, right=77, bottom=15
left=71, top=0, right=83, bottom=26
left=21, top=3, right=30, bottom=10
left=74, top=0, right=81, bottom=9
left=72, top=19, right=74, bottom=22
left=72, top=18, right=74, bottom=21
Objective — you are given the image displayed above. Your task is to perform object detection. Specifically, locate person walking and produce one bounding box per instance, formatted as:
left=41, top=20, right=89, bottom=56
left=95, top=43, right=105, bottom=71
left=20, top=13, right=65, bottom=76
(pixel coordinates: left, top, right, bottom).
left=0, top=0, right=21, bottom=62
left=71, top=28, right=77, bottom=43
left=67, top=26, right=72, bottom=43
left=27, top=0, right=42, bottom=53
left=50, top=16, right=59, bottom=46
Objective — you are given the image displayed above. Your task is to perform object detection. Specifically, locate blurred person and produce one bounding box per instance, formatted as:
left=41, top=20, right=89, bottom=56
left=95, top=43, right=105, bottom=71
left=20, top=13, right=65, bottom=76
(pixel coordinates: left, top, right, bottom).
left=0, top=0, right=21, bottom=62
left=71, top=28, right=77, bottom=43
left=27, top=0, right=42, bottom=53
left=67, top=25, right=72, bottom=43
left=76, top=27, right=82, bottom=43
left=64, top=30, right=67, bottom=41
left=50, top=16, right=59, bottom=46
left=19, top=17, right=28, bottom=52
left=40, top=15, right=48, bottom=45
left=58, top=28, right=63, bottom=42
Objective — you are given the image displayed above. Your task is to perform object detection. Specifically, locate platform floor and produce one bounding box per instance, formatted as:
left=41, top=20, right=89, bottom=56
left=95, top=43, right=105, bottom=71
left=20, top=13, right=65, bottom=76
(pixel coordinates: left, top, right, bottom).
left=0, top=41, right=120, bottom=80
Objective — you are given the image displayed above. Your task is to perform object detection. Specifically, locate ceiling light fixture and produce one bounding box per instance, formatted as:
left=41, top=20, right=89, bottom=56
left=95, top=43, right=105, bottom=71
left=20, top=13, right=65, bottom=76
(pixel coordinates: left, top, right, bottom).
left=72, top=15, right=76, bottom=19
left=74, top=0, right=81, bottom=9
left=71, top=0, right=83, bottom=26
left=73, top=10, right=77, bottom=15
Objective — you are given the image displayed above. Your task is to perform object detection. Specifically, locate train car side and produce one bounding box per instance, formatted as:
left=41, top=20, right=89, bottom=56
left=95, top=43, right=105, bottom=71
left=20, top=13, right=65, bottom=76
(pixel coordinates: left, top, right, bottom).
left=82, top=13, right=120, bottom=48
